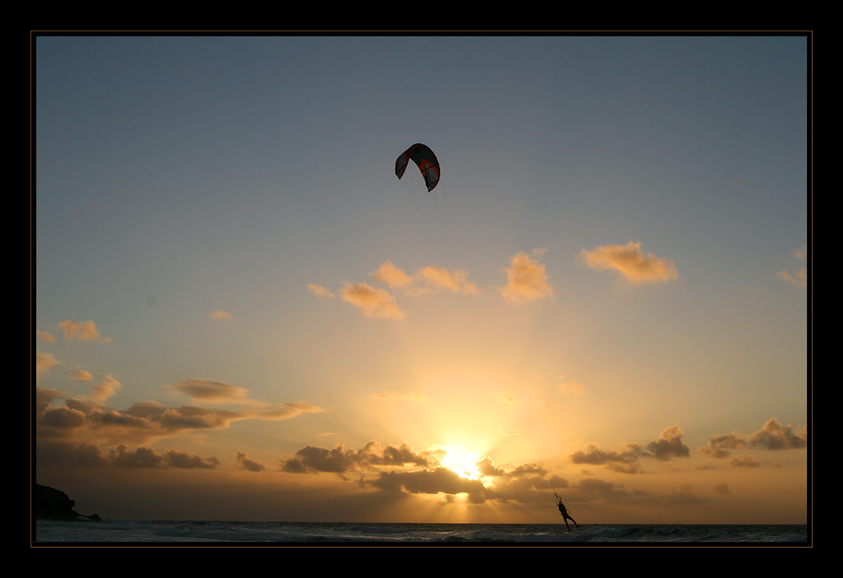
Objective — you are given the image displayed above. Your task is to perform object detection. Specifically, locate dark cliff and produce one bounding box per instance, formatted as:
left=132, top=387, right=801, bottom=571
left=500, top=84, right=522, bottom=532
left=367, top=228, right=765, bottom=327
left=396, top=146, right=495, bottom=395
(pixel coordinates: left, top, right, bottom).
left=35, top=484, right=101, bottom=522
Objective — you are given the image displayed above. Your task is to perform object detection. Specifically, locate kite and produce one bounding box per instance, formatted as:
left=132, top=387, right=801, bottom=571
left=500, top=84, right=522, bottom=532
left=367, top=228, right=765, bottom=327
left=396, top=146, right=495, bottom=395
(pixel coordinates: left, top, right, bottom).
left=395, top=143, right=440, bottom=192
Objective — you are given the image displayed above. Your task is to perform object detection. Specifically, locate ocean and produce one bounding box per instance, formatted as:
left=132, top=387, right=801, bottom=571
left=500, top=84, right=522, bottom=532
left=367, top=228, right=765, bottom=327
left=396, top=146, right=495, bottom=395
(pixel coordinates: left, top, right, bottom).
left=33, top=520, right=809, bottom=545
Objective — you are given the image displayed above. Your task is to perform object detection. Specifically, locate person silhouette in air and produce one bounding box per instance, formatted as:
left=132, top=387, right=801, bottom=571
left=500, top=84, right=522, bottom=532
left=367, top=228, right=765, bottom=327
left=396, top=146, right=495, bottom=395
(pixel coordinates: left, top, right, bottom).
left=557, top=497, right=579, bottom=531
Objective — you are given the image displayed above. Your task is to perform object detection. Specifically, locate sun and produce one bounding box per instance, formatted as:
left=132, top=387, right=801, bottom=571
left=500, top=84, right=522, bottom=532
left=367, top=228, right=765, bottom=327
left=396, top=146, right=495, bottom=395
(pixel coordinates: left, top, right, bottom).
left=439, top=445, right=483, bottom=480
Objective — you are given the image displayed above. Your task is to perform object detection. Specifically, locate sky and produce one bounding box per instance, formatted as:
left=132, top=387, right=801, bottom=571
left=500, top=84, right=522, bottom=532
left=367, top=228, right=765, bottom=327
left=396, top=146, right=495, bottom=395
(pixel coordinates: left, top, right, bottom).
left=33, top=34, right=810, bottom=525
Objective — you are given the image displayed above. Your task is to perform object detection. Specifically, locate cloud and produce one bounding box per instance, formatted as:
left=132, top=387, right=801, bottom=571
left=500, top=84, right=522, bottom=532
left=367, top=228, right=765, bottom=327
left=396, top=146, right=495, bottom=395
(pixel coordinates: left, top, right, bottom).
left=747, top=418, right=807, bottom=450
left=279, top=441, right=434, bottom=475
left=580, top=241, right=678, bottom=283
left=570, top=426, right=690, bottom=473
left=729, top=454, right=761, bottom=468
left=777, top=269, right=807, bottom=288
left=341, top=282, right=406, bottom=320
left=259, top=402, right=326, bottom=421
left=370, top=391, right=429, bottom=403
left=646, top=425, right=691, bottom=461
left=371, top=261, right=415, bottom=289
left=557, top=377, right=584, bottom=395
left=210, top=310, right=234, bottom=320
left=498, top=249, right=554, bottom=303
left=90, top=375, right=121, bottom=402
left=371, top=260, right=478, bottom=296
left=236, top=450, right=267, bottom=472
left=569, top=443, right=647, bottom=474
left=36, top=352, right=61, bottom=378
left=366, top=467, right=488, bottom=502
left=712, top=482, right=730, bottom=495
left=37, top=330, right=56, bottom=343
left=109, top=444, right=220, bottom=469
left=70, top=370, right=93, bottom=382
left=36, top=385, right=325, bottom=449
left=698, top=418, right=807, bottom=458
left=307, top=284, right=335, bottom=299
left=697, top=431, right=746, bottom=459
left=777, top=246, right=808, bottom=288
left=57, top=320, right=110, bottom=342
left=167, top=378, right=258, bottom=406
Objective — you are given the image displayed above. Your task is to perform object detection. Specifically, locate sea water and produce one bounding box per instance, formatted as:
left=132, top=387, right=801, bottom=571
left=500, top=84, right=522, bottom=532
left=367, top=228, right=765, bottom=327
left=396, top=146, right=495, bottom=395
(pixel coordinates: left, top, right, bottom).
left=33, top=520, right=809, bottom=545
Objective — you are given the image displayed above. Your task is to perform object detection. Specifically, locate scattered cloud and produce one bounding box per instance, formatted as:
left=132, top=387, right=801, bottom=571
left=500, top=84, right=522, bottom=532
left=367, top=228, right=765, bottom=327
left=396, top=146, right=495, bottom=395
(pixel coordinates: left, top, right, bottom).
left=570, top=443, right=648, bottom=474
left=697, top=431, right=746, bottom=459
left=747, top=418, right=807, bottom=450
left=371, top=260, right=478, bottom=296
left=279, top=440, right=434, bottom=476
left=90, top=375, right=121, bottom=402
left=371, top=260, right=415, bottom=289
left=580, top=241, right=678, bottom=284
left=729, top=454, right=761, bottom=468
left=777, top=245, right=808, bottom=288
left=646, top=425, right=691, bottom=461
left=570, top=426, right=690, bottom=473
left=366, top=467, right=488, bottom=502
left=236, top=450, right=267, bottom=472
left=210, top=310, right=234, bottom=320
left=36, top=352, right=61, bottom=378
left=697, top=418, right=807, bottom=458
left=36, top=384, right=325, bottom=449
left=109, top=444, right=220, bottom=469
left=57, top=320, right=110, bottom=342
left=341, top=282, right=406, bottom=320
left=167, top=378, right=259, bottom=406
left=37, top=330, right=56, bottom=343
left=307, top=284, right=335, bottom=299
left=557, top=377, right=584, bottom=395
left=370, top=391, right=429, bottom=403
left=498, top=248, right=554, bottom=303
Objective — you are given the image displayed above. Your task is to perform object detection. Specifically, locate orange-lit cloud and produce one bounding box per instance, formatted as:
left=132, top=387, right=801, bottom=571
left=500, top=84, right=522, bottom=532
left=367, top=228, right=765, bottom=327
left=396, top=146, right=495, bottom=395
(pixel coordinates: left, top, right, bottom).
left=90, top=375, right=121, bottom=402
left=777, top=269, right=807, bottom=287
left=210, top=309, right=234, bottom=320
left=36, top=352, right=61, bottom=378
left=371, top=260, right=478, bottom=296
left=697, top=418, right=807, bottom=458
left=498, top=249, right=554, bottom=303
left=279, top=440, right=434, bottom=476
left=570, top=426, right=690, bottom=473
left=109, top=445, right=221, bottom=469
left=36, top=382, right=326, bottom=449
left=70, top=370, right=93, bottom=382
left=570, top=443, right=648, bottom=474
left=580, top=241, right=678, bottom=283
left=167, top=378, right=258, bottom=406
left=370, top=391, right=429, bottom=403
left=371, top=260, right=414, bottom=288
left=366, top=467, right=489, bottom=502
left=341, top=282, right=406, bottom=320
left=557, top=377, right=584, bottom=395
left=37, top=330, right=56, bottom=343
left=729, top=454, right=761, bottom=468
left=647, top=425, right=691, bottom=461
left=747, top=418, right=807, bottom=450
left=307, top=283, right=335, bottom=298
left=236, top=450, right=267, bottom=472
left=777, top=245, right=808, bottom=288
left=57, top=320, right=110, bottom=342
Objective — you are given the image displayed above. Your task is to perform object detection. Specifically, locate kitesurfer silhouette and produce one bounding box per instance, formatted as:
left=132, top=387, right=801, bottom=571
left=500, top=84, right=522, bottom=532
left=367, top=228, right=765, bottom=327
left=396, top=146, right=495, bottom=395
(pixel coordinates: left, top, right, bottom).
left=556, top=495, right=579, bottom=531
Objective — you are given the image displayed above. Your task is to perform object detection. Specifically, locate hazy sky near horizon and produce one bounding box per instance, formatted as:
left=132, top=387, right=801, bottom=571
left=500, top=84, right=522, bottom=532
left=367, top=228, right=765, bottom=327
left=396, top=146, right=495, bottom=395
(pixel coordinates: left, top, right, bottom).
left=34, top=34, right=809, bottom=524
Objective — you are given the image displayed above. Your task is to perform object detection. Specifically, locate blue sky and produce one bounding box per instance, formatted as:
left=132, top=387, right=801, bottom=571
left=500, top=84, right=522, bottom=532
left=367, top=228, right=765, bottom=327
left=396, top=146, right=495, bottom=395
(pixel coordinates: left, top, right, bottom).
left=34, top=34, right=809, bottom=524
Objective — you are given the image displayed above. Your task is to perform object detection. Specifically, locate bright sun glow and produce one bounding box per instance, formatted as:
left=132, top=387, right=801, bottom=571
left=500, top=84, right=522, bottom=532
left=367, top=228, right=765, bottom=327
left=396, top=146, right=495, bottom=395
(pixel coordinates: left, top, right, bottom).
left=440, top=446, right=483, bottom=480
